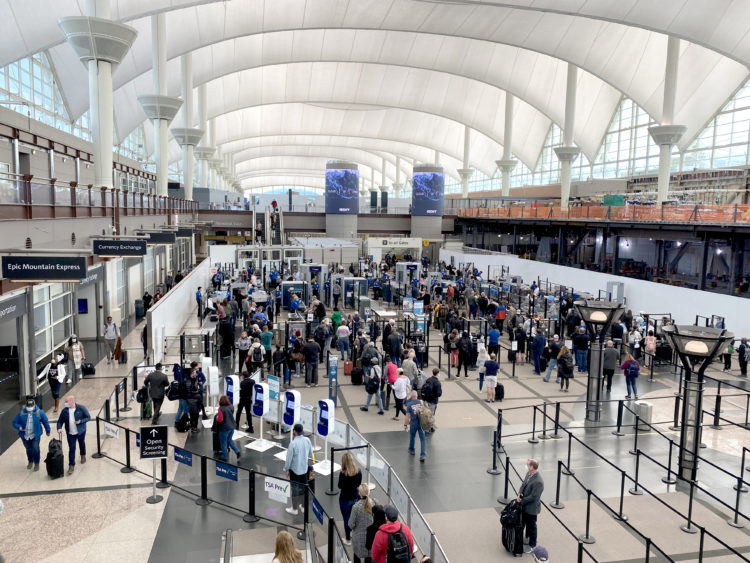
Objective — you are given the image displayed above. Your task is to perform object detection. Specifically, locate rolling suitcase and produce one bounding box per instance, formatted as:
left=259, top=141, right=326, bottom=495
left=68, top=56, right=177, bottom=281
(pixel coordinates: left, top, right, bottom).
left=45, top=438, right=65, bottom=479
left=118, top=350, right=128, bottom=364
left=539, top=357, right=548, bottom=373
left=175, top=413, right=190, bottom=432
left=500, top=500, right=524, bottom=556
left=81, top=362, right=96, bottom=376
left=140, top=399, right=153, bottom=420
left=212, top=431, right=221, bottom=456
left=496, top=383, right=505, bottom=401
left=343, top=361, right=353, bottom=375
left=351, top=367, right=364, bottom=386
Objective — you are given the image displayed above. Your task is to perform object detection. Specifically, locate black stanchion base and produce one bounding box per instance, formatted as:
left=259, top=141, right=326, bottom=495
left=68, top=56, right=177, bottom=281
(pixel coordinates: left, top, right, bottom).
left=550, top=502, right=565, bottom=510
left=120, top=467, right=135, bottom=474
left=195, top=498, right=212, bottom=506
left=661, top=476, right=677, bottom=485
left=527, top=438, right=539, bottom=444
left=92, top=452, right=105, bottom=459
left=628, top=488, right=643, bottom=496
left=613, top=513, right=628, bottom=522
left=538, top=434, right=550, bottom=441
left=121, top=406, right=132, bottom=412
left=700, top=442, right=707, bottom=449
left=727, top=519, right=744, bottom=529
left=550, top=434, right=562, bottom=439
left=156, top=482, right=170, bottom=489
left=680, top=524, right=698, bottom=534
left=325, top=489, right=338, bottom=496
left=497, top=496, right=513, bottom=505
left=710, top=425, right=722, bottom=430
left=577, top=534, right=596, bottom=545
left=733, top=483, right=748, bottom=492
left=668, top=426, right=680, bottom=431
left=628, top=449, right=638, bottom=455
left=296, top=530, right=307, bottom=541
left=611, top=430, right=625, bottom=437
left=146, top=495, right=163, bottom=504
left=243, top=514, right=260, bottom=524
left=561, top=468, right=575, bottom=476
left=486, top=467, right=502, bottom=475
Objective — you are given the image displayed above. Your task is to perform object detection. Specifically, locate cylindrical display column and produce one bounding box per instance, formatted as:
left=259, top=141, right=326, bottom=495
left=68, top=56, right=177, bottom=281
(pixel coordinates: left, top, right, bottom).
left=325, top=161, right=359, bottom=238
left=410, top=164, right=444, bottom=239
left=679, top=377, right=704, bottom=481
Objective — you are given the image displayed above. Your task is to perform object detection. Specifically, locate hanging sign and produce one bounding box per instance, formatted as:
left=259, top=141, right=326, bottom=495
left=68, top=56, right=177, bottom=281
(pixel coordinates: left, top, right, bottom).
left=93, top=240, right=147, bottom=256
left=2, top=256, right=86, bottom=281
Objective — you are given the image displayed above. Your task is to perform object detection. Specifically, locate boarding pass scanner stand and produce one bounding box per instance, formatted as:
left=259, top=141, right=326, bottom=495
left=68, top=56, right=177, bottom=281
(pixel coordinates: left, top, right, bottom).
left=273, top=390, right=301, bottom=463
left=245, top=382, right=277, bottom=452
left=316, top=399, right=341, bottom=478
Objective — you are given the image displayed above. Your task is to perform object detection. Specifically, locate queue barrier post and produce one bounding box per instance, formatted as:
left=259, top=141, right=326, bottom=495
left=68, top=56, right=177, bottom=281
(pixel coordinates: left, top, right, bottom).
left=550, top=460, right=565, bottom=509
left=120, top=377, right=132, bottom=412
left=156, top=458, right=170, bottom=489
left=297, top=485, right=310, bottom=541
left=497, top=456, right=512, bottom=505
left=527, top=406, right=539, bottom=444
left=561, top=432, right=575, bottom=476
left=645, top=537, right=652, bottom=562
left=327, top=517, right=336, bottom=563
left=577, top=541, right=584, bottom=563
left=196, top=455, right=211, bottom=506
left=614, top=470, right=628, bottom=521
left=487, top=431, right=501, bottom=475
left=680, top=480, right=698, bottom=534
left=629, top=416, right=640, bottom=455
left=539, top=402, right=550, bottom=440
left=669, top=396, right=681, bottom=431
left=710, top=394, right=723, bottom=430
left=578, top=489, right=596, bottom=544
left=662, top=440, right=677, bottom=485
left=735, top=448, right=748, bottom=492
left=92, top=415, right=105, bottom=459
left=728, top=476, right=745, bottom=529
left=243, top=469, right=260, bottom=523
left=104, top=398, right=111, bottom=423
left=628, top=450, right=644, bottom=496
left=326, top=447, right=338, bottom=495
left=612, top=400, right=625, bottom=437
left=551, top=402, right=562, bottom=439
left=120, top=428, right=135, bottom=473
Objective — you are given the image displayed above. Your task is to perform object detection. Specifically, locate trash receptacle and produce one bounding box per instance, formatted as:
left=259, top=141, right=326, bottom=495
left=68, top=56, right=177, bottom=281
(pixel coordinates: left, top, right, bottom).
left=634, top=401, right=652, bottom=432
left=135, top=299, right=145, bottom=318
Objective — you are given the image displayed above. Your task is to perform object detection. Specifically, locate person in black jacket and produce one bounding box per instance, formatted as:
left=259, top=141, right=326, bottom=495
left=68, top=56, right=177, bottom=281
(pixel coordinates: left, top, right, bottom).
left=382, top=320, right=394, bottom=355
left=365, top=504, right=387, bottom=561
left=216, top=395, right=241, bottom=461
left=272, top=344, right=289, bottom=388
left=572, top=327, right=590, bottom=373
left=456, top=332, right=472, bottom=378
left=186, top=381, right=204, bottom=433
left=420, top=369, right=443, bottom=432
left=387, top=331, right=402, bottom=366
left=236, top=373, right=255, bottom=432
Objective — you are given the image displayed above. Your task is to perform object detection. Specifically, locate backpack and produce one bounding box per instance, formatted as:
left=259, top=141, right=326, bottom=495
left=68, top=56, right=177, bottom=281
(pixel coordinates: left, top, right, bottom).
left=411, top=370, right=425, bottom=392
left=252, top=346, right=264, bottom=363
left=421, top=378, right=434, bottom=402
left=136, top=387, right=148, bottom=404
left=417, top=402, right=434, bottom=432
left=625, top=361, right=640, bottom=378
left=386, top=524, right=411, bottom=563
left=500, top=499, right=523, bottom=527
left=166, top=380, right=182, bottom=401
left=365, top=374, right=380, bottom=394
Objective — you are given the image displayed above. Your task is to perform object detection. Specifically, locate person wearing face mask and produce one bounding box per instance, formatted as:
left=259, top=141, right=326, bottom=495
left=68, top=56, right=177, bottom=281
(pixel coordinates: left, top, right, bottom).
left=12, top=396, right=51, bottom=471
left=103, top=316, right=120, bottom=364
left=47, top=356, right=64, bottom=413
left=56, top=395, right=91, bottom=475
left=65, top=335, right=86, bottom=384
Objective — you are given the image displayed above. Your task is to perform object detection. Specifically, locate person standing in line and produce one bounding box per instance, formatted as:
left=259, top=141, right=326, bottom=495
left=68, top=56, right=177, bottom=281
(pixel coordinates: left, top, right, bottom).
left=420, top=368, right=443, bottom=431
left=738, top=338, right=748, bottom=377
left=174, top=271, right=184, bottom=285
left=602, top=340, right=619, bottom=393
left=260, top=325, right=274, bottom=370
left=333, top=280, right=342, bottom=309
left=236, top=372, right=255, bottom=433
left=387, top=329, right=402, bottom=367
left=236, top=331, right=252, bottom=375
left=56, top=395, right=91, bottom=475
left=383, top=358, right=398, bottom=412
left=557, top=346, right=574, bottom=392
left=271, top=530, right=303, bottom=563
left=361, top=357, right=385, bottom=415
left=144, top=363, right=169, bottom=424
left=302, top=336, right=321, bottom=387
left=141, top=323, right=148, bottom=359
left=186, top=380, right=204, bottom=433
left=543, top=335, right=561, bottom=383
left=349, top=483, right=375, bottom=563
left=338, top=452, right=363, bottom=545
left=216, top=395, right=241, bottom=461
left=247, top=337, right=266, bottom=380
left=488, top=324, right=501, bottom=356
left=337, top=321, right=351, bottom=361
left=483, top=354, right=500, bottom=403
left=65, top=335, right=85, bottom=384
left=518, top=458, right=544, bottom=554
left=392, top=369, right=410, bottom=420
left=643, top=329, right=657, bottom=370
left=401, top=350, right=419, bottom=388
left=621, top=353, right=640, bottom=400
left=284, top=423, right=313, bottom=516
left=723, top=340, right=734, bottom=371
left=532, top=330, right=547, bottom=376
left=165, top=273, right=173, bottom=292
left=456, top=331, right=472, bottom=378
left=12, top=395, right=50, bottom=471
left=174, top=368, right=190, bottom=428
left=573, top=327, right=590, bottom=373
left=103, top=316, right=119, bottom=364
left=403, top=390, right=426, bottom=461
left=371, top=506, right=414, bottom=563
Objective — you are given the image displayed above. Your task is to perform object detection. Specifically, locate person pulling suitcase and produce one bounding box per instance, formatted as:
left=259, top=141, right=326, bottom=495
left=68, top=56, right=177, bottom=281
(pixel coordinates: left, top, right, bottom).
left=56, top=395, right=91, bottom=475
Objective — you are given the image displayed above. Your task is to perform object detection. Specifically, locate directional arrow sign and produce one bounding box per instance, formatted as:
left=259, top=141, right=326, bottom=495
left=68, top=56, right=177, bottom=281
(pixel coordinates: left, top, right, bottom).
left=139, top=425, right=168, bottom=460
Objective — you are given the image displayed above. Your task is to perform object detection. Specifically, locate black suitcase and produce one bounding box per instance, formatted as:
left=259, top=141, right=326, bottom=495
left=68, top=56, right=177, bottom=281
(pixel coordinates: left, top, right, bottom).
left=351, top=367, right=364, bottom=385
left=212, top=431, right=221, bottom=456
left=175, top=413, right=190, bottom=432
left=119, top=350, right=128, bottom=364
left=507, top=350, right=517, bottom=363
left=45, top=438, right=65, bottom=479
left=496, top=383, right=505, bottom=401
left=81, top=362, right=96, bottom=376
left=500, top=501, right=524, bottom=556
left=539, top=357, right=548, bottom=372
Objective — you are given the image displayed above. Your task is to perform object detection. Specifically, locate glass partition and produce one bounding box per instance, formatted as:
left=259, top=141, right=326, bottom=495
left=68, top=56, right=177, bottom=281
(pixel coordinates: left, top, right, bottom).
left=409, top=499, right=433, bottom=557
left=369, top=449, right=389, bottom=493
left=30, top=182, right=52, bottom=204
left=389, top=469, right=410, bottom=519
left=55, top=185, right=71, bottom=205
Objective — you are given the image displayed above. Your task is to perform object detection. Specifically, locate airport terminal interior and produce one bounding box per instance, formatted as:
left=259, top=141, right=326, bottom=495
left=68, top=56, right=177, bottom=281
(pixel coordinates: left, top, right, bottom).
left=2, top=1, right=750, bottom=562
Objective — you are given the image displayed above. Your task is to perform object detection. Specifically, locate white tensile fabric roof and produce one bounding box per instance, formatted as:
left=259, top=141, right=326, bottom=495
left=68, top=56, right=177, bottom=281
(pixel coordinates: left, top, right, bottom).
left=4, top=0, right=750, bottom=190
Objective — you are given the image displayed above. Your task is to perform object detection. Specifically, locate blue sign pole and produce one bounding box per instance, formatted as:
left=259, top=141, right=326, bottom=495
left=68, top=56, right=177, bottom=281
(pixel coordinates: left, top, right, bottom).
left=328, top=356, right=338, bottom=407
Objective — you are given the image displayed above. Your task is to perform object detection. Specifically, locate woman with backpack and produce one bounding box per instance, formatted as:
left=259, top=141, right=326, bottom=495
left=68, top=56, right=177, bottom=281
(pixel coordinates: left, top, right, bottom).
left=247, top=337, right=265, bottom=380
left=621, top=354, right=640, bottom=400
left=643, top=329, right=657, bottom=369
left=447, top=329, right=460, bottom=368
left=557, top=346, right=574, bottom=392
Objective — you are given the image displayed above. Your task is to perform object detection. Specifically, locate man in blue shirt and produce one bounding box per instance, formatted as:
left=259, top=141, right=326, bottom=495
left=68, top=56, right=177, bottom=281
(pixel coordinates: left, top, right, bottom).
left=195, top=287, right=202, bottom=314
left=488, top=326, right=501, bottom=356
left=56, top=395, right=91, bottom=474
left=284, top=423, right=313, bottom=515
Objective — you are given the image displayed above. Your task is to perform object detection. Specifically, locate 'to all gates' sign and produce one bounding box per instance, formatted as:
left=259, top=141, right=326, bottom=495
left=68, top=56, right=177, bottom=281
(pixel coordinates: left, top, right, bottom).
left=139, top=425, right=168, bottom=459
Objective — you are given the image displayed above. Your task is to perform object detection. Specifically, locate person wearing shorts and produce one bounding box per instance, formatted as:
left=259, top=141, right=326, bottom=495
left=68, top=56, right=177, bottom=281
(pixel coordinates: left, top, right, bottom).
left=483, top=353, right=500, bottom=402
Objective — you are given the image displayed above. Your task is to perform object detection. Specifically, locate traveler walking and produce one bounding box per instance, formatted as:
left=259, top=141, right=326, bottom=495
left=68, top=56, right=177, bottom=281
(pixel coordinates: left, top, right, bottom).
left=216, top=395, right=241, bottom=461
left=186, top=381, right=204, bottom=432
left=236, top=372, right=255, bottom=432
left=457, top=331, right=473, bottom=378
left=739, top=338, right=748, bottom=377
left=602, top=340, right=618, bottom=393
left=349, top=483, right=375, bottom=563
left=543, top=335, right=561, bottom=382
left=573, top=327, right=590, bottom=372
left=392, top=369, right=410, bottom=420
left=65, top=335, right=86, bottom=384
left=557, top=347, right=574, bottom=392
left=144, top=363, right=170, bottom=423
left=361, top=357, right=385, bottom=414
left=103, top=316, right=119, bottom=363
left=56, top=395, right=91, bottom=475
left=236, top=331, right=251, bottom=374
left=404, top=391, right=426, bottom=461
left=371, top=505, right=414, bottom=563
left=621, top=354, right=640, bottom=400
left=12, top=396, right=50, bottom=471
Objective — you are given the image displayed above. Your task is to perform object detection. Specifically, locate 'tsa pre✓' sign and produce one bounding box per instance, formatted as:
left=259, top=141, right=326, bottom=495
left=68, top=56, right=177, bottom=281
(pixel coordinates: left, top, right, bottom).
left=2, top=256, right=87, bottom=281
left=139, top=425, right=168, bottom=459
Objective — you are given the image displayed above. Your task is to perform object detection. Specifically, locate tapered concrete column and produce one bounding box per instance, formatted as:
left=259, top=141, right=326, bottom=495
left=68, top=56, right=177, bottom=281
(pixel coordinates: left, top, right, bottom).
left=557, top=64, right=580, bottom=209
left=458, top=125, right=473, bottom=197
left=171, top=54, right=203, bottom=201
left=59, top=1, right=137, bottom=189
left=651, top=36, right=687, bottom=203
left=496, top=159, right=517, bottom=198
left=138, top=14, right=181, bottom=196
left=434, top=150, right=440, bottom=165
left=497, top=93, right=517, bottom=200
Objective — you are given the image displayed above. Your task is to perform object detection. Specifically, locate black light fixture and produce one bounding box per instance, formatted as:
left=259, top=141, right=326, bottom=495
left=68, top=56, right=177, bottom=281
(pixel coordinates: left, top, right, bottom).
left=662, top=325, right=733, bottom=486
left=574, top=299, right=625, bottom=422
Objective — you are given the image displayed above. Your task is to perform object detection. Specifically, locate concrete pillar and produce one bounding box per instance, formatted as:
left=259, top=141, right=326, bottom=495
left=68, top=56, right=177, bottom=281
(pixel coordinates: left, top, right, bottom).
left=497, top=93, right=517, bottom=201
left=554, top=63, right=581, bottom=209
left=59, top=0, right=137, bottom=189
left=650, top=36, right=687, bottom=203
left=170, top=54, right=203, bottom=201
left=457, top=125, right=473, bottom=198
left=434, top=150, right=440, bottom=165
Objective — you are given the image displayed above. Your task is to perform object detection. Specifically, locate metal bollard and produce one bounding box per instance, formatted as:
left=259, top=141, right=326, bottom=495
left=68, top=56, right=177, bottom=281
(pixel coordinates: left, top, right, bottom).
left=326, top=447, right=338, bottom=495
left=669, top=395, right=681, bottom=431
left=614, top=470, right=628, bottom=521
left=561, top=432, right=575, bottom=476
left=497, top=456, right=512, bottom=505
left=680, top=480, right=698, bottom=534
left=661, top=441, right=677, bottom=485
left=728, top=476, right=745, bottom=528
left=487, top=431, right=502, bottom=475
left=577, top=489, right=596, bottom=544
left=156, top=458, right=170, bottom=489
left=528, top=406, right=539, bottom=444
left=539, top=402, right=550, bottom=440
left=551, top=402, right=562, bottom=439
left=121, top=428, right=135, bottom=473
left=628, top=450, right=644, bottom=496
left=195, top=456, right=211, bottom=506
left=612, top=400, right=625, bottom=437
left=243, top=470, right=260, bottom=523
left=550, top=460, right=565, bottom=509
left=629, top=416, right=640, bottom=455
left=92, top=416, right=105, bottom=459
left=710, top=394, right=722, bottom=430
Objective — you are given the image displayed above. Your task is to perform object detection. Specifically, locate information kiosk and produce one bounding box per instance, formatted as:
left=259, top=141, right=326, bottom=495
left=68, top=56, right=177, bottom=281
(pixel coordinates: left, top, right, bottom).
left=313, top=399, right=340, bottom=476
left=246, top=382, right=277, bottom=452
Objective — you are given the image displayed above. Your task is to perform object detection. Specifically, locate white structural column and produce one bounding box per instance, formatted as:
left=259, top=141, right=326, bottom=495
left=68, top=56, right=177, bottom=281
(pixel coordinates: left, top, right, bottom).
left=434, top=150, right=441, bottom=165
left=59, top=0, right=137, bottom=189
left=554, top=64, right=582, bottom=209
left=650, top=36, right=687, bottom=203
left=496, top=94, right=517, bottom=200
left=379, top=156, right=388, bottom=193
left=170, top=54, right=203, bottom=201
left=457, top=125, right=473, bottom=198
left=392, top=156, right=403, bottom=198
left=194, top=84, right=215, bottom=188
left=138, top=14, right=181, bottom=196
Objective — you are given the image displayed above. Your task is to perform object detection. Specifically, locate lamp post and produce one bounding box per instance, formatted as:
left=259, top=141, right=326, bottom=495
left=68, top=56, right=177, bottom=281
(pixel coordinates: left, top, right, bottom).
left=574, top=299, right=625, bottom=422
left=662, top=325, right=733, bottom=482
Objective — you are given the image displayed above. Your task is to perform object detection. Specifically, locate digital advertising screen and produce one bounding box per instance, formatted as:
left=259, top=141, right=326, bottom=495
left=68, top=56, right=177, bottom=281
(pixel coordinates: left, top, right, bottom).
left=325, top=163, right=359, bottom=214
left=411, top=166, right=445, bottom=217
